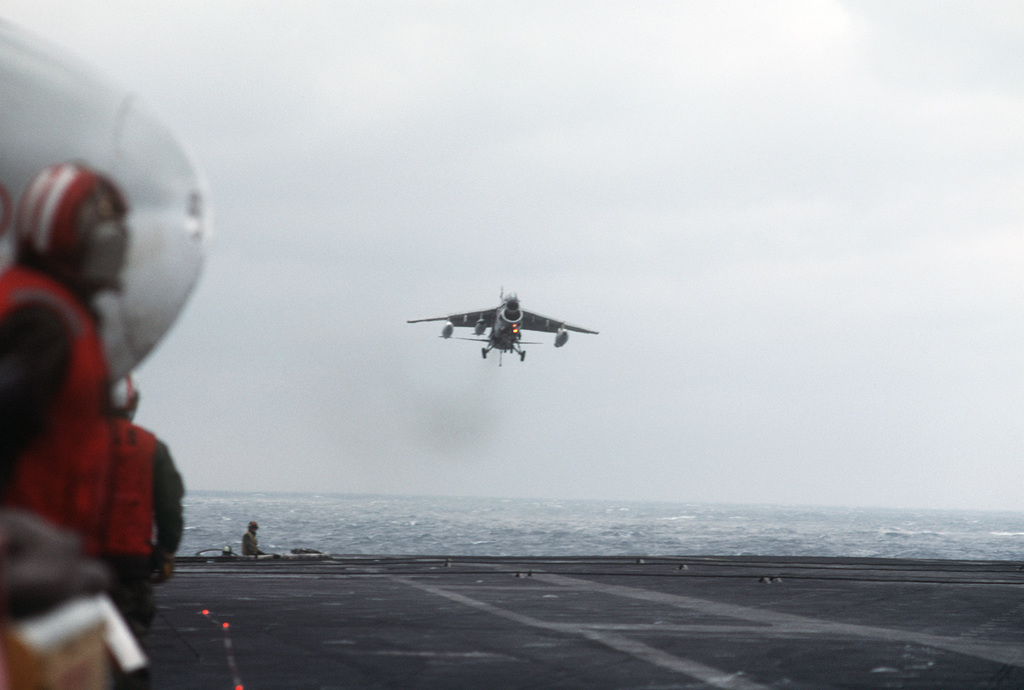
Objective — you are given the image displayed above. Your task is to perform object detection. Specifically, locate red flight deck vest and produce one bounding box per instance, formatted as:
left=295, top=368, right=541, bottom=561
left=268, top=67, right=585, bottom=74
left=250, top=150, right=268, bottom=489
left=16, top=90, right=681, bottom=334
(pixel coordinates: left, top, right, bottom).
left=101, top=418, right=156, bottom=557
left=0, top=266, right=112, bottom=556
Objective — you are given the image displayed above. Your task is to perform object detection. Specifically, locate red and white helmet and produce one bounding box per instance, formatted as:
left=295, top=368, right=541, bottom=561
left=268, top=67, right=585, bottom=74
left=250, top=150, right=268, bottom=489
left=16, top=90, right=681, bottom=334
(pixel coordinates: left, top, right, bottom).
left=14, top=163, right=128, bottom=285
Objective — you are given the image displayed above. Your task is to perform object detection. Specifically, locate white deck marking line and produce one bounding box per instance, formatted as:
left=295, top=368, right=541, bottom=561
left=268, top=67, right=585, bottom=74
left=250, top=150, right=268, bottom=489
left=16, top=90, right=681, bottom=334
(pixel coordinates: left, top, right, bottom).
left=535, top=572, right=1024, bottom=668
left=335, top=649, right=513, bottom=659
left=396, top=577, right=772, bottom=690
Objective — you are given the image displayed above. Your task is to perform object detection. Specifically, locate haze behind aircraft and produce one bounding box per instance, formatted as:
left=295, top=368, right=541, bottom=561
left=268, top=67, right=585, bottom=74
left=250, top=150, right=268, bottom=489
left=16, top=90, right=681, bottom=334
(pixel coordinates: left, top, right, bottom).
left=408, top=290, right=598, bottom=363
left=0, top=20, right=208, bottom=379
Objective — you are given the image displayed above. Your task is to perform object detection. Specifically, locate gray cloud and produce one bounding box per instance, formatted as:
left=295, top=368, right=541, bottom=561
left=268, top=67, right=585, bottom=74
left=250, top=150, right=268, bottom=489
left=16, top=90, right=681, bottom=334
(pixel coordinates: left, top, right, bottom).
left=4, top=1, right=1022, bottom=509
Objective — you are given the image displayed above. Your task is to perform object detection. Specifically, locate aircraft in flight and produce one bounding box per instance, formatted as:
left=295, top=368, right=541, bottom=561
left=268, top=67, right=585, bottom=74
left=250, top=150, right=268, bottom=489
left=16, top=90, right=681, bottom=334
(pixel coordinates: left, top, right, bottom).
left=408, top=291, right=598, bottom=363
left=0, top=20, right=209, bottom=378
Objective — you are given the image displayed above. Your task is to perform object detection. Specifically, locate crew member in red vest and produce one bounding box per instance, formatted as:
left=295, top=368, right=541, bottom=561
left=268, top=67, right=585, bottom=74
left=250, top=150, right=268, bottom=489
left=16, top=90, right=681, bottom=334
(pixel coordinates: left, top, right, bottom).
left=103, top=374, right=184, bottom=690
left=0, top=163, right=129, bottom=556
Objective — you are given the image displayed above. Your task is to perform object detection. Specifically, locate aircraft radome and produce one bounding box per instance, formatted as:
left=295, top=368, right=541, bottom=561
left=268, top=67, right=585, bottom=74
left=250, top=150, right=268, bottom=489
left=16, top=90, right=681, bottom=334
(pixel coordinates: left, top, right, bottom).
left=408, top=290, right=598, bottom=363
left=0, top=20, right=209, bottom=379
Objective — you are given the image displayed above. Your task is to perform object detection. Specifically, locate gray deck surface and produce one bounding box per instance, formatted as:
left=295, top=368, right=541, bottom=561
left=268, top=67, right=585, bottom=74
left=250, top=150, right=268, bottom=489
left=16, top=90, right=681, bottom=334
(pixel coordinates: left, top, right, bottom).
left=148, top=555, right=1024, bottom=689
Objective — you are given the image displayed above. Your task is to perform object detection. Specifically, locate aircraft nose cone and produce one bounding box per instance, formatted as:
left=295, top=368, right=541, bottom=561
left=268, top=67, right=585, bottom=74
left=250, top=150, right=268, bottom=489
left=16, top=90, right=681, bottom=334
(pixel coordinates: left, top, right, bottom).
left=0, top=23, right=208, bottom=379
left=99, top=97, right=208, bottom=378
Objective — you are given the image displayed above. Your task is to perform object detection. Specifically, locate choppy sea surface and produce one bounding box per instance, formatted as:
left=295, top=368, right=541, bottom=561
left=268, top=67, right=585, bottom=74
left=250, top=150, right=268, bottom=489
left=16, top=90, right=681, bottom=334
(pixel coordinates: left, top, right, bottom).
left=179, top=492, right=1024, bottom=561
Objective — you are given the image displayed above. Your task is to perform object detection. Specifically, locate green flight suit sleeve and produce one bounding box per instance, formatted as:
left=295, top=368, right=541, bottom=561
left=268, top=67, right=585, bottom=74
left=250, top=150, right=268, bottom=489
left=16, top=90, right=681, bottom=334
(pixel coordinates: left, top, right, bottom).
left=152, top=439, right=184, bottom=555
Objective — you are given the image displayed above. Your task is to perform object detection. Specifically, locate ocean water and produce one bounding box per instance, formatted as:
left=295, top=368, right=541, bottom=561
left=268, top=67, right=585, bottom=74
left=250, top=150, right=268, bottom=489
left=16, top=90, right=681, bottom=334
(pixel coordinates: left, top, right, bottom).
left=179, top=492, right=1024, bottom=562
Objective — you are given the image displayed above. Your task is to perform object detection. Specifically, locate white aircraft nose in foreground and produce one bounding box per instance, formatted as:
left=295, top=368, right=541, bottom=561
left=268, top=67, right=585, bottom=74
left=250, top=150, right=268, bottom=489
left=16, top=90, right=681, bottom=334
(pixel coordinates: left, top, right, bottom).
left=408, top=291, right=598, bottom=363
left=0, top=20, right=209, bottom=378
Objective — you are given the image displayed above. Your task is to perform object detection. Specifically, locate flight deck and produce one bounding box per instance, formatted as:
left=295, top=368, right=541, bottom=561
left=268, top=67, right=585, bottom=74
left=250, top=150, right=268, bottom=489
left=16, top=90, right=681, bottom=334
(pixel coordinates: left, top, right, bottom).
left=150, top=554, right=1024, bottom=689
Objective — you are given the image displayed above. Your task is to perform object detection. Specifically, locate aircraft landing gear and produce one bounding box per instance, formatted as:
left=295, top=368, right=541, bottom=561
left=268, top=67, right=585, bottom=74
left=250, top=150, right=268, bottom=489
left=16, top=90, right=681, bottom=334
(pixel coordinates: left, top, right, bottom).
left=519, top=351, right=526, bottom=361
left=481, top=348, right=488, bottom=359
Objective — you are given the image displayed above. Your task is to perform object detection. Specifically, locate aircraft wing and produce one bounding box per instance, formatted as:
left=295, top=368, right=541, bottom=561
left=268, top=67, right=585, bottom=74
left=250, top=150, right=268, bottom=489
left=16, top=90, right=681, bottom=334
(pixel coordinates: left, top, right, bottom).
left=407, top=309, right=497, bottom=327
left=520, top=310, right=599, bottom=335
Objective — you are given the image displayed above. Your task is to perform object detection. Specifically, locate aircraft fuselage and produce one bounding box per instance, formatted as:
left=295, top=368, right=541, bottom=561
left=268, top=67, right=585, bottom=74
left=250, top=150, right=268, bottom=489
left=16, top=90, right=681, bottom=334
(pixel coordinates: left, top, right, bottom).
left=487, top=293, right=523, bottom=355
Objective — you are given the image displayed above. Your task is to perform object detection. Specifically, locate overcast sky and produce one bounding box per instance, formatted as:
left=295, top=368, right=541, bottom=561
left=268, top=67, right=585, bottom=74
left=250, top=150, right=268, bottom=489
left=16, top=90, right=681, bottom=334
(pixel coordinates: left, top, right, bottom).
left=4, top=2, right=1022, bottom=510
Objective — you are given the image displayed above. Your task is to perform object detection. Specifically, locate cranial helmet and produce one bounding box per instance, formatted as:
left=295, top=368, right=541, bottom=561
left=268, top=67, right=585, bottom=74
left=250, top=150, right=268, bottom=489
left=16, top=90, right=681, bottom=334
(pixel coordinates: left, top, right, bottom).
left=110, top=374, right=141, bottom=421
left=15, top=163, right=128, bottom=290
